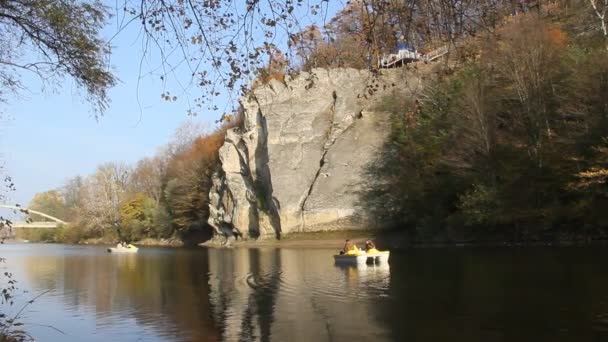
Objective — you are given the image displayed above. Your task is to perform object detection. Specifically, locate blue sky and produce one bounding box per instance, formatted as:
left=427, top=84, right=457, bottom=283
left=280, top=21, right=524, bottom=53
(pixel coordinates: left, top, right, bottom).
left=0, top=1, right=344, bottom=208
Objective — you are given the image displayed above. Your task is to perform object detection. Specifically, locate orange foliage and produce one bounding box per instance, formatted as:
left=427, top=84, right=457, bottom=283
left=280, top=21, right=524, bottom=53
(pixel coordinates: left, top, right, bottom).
left=166, top=112, right=241, bottom=180
left=497, top=13, right=568, bottom=50
left=253, top=47, right=287, bottom=88
left=167, top=129, right=225, bottom=179
left=547, top=27, right=568, bottom=48
left=254, top=69, right=286, bottom=88
left=163, top=123, right=232, bottom=232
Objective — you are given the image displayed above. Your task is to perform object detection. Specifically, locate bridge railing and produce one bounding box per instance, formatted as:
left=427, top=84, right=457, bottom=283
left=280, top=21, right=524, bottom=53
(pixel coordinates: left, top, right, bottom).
left=0, top=204, right=68, bottom=224
left=11, top=222, right=61, bottom=229
left=423, top=46, right=449, bottom=62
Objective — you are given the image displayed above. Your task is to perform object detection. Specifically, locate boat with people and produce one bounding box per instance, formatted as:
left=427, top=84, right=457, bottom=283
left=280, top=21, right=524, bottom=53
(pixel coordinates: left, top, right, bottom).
left=333, top=239, right=390, bottom=265
left=107, top=242, right=138, bottom=253
left=334, top=250, right=390, bottom=265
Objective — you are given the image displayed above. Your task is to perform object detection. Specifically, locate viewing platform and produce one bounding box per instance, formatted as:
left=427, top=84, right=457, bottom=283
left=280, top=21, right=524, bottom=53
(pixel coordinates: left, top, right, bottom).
left=378, top=45, right=449, bottom=68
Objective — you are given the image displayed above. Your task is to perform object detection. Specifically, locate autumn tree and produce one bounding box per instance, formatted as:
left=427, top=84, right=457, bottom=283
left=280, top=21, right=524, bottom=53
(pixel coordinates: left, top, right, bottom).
left=80, top=162, right=131, bottom=236
left=61, top=176, right=87, bottom=223
left=130, top=157, right=164, bottom=206
left=492, top=18, right=569, bottom=168
left=119, top=193, right=156, bottom=241
left=454, top=65, right=498, bottom=161
left=289, top=25, right=327, bottom=69
left=289, top=1, right=398, bottom=70
left=163, top=121, right=211, bottom=157
left=164, top=130, right=225, bottom=233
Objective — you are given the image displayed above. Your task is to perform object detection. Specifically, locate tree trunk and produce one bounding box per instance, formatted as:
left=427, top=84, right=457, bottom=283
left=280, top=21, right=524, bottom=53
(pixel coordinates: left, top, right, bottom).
left=587, top=0, right=608, bottom=50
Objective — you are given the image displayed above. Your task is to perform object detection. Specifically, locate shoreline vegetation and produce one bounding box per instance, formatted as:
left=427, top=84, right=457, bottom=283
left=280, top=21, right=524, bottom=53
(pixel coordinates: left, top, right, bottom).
left=14, top=227, right=608, bottom=250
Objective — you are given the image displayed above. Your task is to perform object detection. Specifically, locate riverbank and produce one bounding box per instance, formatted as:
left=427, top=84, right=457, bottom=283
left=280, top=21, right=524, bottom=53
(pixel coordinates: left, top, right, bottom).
left=199, top=229, right=382, bottom=249
left=80, top=237, right=184, bottom=247
left=14, top=226, right=608, bottom=249
left=198, top=228, right=608, bottom=250
left=198, top=229, right=469, bottom=249
left=13, top=225, right=209, bottom=247
left=9, top=234, right=185, bottom=247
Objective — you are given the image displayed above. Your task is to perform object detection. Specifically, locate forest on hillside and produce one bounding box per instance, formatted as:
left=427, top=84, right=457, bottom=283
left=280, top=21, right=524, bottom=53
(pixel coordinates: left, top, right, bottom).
left=22, top=0, right=608, bottom=244
left=362, top=2, right=608, bottom=243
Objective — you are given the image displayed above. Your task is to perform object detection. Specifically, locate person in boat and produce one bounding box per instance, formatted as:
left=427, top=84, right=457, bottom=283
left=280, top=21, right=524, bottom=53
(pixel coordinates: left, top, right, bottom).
left=118, top=241, right=135, bottom=249
left=365, top=240, right=379, bottom=253
left=341, top=239, right=359, bottom=255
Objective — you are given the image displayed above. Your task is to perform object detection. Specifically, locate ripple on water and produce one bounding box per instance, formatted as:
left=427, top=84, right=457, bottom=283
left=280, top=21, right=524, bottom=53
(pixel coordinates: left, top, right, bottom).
left=276, top=263, right=392, bottom=303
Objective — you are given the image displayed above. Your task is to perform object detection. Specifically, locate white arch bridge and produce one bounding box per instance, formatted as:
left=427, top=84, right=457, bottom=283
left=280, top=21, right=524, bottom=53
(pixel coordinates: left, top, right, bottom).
left=0, top=205, right=68, bottom=229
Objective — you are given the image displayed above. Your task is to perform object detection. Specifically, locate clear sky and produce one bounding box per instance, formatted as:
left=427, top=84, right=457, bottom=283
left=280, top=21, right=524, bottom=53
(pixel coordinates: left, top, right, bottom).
left=0, top=1, right=344, bottom=209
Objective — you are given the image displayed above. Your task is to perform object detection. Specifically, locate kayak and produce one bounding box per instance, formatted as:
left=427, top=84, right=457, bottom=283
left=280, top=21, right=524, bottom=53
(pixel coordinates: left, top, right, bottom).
left=334, top=250, right=389, bottom=265
left=107, top=243, right=138, bottom=253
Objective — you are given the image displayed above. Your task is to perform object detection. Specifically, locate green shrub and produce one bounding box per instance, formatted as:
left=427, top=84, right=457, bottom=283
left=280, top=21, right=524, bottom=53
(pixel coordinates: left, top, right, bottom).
left=54, top=225, right=87, bottom=244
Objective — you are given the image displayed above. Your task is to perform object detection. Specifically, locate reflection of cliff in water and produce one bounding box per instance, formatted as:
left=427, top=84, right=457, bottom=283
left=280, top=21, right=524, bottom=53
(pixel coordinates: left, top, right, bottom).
left=207, top=248, right=281, bottom=341
left=207, top=248, right=392, bottom=341
left=22, top=248, right=221, bottom=342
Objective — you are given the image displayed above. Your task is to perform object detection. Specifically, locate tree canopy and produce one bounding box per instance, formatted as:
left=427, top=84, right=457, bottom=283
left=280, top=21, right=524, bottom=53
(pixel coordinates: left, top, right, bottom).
left=0, top=0, right=115, bottom=113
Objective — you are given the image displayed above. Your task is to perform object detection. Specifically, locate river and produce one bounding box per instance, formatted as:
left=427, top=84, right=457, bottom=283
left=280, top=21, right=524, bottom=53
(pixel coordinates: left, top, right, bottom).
left=1, top=243, right=607, bottom=341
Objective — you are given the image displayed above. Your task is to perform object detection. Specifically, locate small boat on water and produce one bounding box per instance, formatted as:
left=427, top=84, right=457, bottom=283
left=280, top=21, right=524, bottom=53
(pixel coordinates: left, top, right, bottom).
left=334, top=250, right=390, bottom=265
left=107, top=243, right=138, bottom=253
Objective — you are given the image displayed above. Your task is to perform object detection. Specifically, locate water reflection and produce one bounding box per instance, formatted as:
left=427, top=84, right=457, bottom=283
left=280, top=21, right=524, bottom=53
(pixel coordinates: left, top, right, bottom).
left=207, top=248, right=282, bottom=341
left=207, top=248, right=392, bottom=341
left=336, top=263, right=391, bottom=300
left=13, top=245, right=220, bottom=342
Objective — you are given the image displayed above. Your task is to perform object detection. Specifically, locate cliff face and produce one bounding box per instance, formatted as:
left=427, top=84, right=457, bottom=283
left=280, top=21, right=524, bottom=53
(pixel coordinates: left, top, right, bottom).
left=208, top=68, right=422, bottom=238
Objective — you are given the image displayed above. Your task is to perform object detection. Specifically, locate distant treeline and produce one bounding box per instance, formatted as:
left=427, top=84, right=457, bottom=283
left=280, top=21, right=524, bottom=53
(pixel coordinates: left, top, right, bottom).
left=26, top=119, right=239, bottom=244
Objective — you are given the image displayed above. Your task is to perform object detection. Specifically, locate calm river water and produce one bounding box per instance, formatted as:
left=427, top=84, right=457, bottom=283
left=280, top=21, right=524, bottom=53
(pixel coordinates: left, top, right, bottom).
left=1, top=243, right=608, bottom=341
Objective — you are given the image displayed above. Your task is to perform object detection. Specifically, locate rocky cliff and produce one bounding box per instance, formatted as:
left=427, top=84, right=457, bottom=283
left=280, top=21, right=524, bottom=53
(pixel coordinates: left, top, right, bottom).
left=208, top=67, right=423, bottom=239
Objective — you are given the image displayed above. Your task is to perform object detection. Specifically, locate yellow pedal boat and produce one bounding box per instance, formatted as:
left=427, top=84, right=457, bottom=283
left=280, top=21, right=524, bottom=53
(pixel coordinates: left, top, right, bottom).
left=333, top=249, right=390, bottom=265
